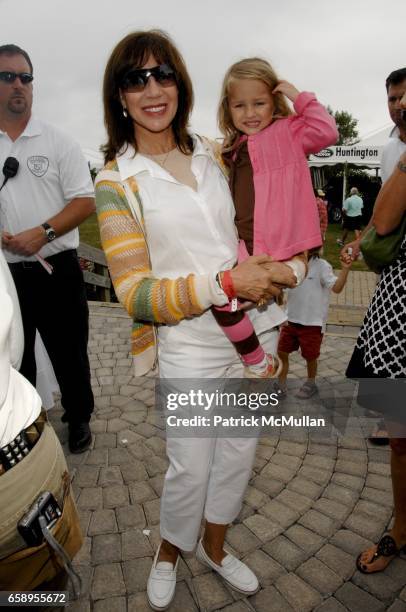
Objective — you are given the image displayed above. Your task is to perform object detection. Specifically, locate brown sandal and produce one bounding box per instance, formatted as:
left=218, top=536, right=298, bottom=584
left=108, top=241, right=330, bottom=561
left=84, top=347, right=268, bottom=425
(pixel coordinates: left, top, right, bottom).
left=356, top=534, right=406, bottom=574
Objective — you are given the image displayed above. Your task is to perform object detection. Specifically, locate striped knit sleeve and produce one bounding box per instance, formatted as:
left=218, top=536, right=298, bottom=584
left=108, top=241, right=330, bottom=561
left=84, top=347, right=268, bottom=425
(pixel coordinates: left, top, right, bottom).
left=95, top=176, right=227, bottom=324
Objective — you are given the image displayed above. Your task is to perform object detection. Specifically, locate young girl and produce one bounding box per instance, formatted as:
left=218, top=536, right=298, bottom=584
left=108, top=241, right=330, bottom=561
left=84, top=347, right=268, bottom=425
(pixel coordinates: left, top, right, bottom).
left=212, top=57, right=338, bottom=378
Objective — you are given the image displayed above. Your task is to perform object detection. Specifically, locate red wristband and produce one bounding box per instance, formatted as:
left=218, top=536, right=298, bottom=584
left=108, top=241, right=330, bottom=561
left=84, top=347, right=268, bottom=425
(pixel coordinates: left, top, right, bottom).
left=221, top=269, right=237, bottom=300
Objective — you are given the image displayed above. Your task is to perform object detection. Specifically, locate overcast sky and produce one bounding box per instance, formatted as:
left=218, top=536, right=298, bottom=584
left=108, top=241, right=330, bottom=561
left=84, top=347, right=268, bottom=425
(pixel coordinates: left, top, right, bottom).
left=3, top=0, right=405, bottom=165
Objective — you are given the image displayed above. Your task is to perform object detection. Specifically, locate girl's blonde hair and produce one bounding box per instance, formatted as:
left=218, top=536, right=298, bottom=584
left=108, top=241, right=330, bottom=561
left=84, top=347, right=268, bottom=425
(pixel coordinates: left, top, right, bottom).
left=218, top=57, right=292, bottom=150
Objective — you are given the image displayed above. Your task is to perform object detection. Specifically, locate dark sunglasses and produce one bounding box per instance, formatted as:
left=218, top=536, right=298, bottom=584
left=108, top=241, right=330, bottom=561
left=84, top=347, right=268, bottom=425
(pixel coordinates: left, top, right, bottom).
left=0, top=71, right=34, bottom=85
left=120, top=63, right=176, bottom=93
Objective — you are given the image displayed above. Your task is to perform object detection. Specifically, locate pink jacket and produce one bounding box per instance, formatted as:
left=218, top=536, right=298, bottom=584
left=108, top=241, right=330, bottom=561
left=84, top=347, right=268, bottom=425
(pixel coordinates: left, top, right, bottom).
left=238, top=92, right=338, bottom=262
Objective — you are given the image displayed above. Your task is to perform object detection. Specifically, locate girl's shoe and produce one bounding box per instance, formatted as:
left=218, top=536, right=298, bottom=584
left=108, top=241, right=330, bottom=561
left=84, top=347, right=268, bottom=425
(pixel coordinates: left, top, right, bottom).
left=244, top=354, right=282, bottom=379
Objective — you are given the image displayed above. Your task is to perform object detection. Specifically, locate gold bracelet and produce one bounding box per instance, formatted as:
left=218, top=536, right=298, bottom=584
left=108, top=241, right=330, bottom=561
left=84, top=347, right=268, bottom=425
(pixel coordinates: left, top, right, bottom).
left=398, top=159, right=406, bottom=174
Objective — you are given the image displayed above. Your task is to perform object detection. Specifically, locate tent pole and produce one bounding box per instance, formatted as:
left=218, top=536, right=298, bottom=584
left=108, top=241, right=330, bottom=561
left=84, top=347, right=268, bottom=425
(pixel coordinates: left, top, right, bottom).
left=342, top=162, right=348, bottom=206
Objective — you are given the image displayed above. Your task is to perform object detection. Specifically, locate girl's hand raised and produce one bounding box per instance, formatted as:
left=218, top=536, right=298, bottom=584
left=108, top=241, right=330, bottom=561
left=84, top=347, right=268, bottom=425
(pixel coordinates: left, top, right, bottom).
left=272, top=80, right=300, bottom=103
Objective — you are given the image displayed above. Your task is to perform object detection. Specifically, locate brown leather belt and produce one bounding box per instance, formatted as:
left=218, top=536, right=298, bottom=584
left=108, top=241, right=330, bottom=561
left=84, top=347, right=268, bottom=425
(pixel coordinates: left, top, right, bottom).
left=0, top=411, right=47, bottom=476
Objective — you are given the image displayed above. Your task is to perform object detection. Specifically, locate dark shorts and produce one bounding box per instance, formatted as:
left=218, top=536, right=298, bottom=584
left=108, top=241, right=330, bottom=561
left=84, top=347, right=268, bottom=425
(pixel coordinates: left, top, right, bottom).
left=278, top=322, right=323, bottom=361
left=343, top=215, right=362, bottom=231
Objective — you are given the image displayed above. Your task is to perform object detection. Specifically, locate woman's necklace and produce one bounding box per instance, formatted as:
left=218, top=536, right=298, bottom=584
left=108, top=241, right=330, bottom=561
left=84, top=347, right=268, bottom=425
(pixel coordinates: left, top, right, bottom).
left=143, top=148, right=174, bottom=170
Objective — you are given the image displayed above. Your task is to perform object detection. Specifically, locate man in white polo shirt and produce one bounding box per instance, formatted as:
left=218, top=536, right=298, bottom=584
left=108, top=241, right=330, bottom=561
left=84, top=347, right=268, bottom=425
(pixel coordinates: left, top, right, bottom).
left=0, top=44, right=95, bottom=453
left=381, top=67, right=406, bottom=183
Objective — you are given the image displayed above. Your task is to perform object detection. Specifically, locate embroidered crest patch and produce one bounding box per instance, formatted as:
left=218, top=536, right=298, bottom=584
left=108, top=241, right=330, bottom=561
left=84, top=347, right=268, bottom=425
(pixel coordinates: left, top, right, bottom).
left=27, top=156, right=49, bottom=177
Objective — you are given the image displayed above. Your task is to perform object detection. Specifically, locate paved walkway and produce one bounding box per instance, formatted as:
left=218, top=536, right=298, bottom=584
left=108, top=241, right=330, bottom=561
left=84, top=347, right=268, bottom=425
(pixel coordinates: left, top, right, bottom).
left=328, top=271, right=377, bottom=330
left=49, top=291, right=406, bottom=612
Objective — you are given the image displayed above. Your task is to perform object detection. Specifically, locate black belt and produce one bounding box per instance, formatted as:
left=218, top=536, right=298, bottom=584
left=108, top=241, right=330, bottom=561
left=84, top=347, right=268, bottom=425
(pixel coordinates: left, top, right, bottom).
left=8, top=249, right=77, bottom=270
left=0, top=411, right=46, bottom=476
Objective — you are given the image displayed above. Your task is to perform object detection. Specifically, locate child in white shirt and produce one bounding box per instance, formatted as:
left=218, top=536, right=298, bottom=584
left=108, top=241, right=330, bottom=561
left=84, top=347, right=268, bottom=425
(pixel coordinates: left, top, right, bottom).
left=277, top=248, right=352, bottom=398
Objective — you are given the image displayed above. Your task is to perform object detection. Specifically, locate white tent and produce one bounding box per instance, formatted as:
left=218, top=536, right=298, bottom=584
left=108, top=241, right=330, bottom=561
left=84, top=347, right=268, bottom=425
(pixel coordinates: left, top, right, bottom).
left=308, top=125, right=392, bottom=202
left=309, top=125, right=392, bottom=169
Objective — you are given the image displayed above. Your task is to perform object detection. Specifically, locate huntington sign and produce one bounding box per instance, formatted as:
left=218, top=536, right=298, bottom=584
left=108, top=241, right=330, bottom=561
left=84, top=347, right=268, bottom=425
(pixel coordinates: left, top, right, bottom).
left=309, top=145, right=383, bottom=168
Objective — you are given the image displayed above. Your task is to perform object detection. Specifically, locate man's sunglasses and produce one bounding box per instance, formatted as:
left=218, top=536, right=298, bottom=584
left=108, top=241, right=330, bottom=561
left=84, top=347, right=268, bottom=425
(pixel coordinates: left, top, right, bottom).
left=0, top=72, right=34, bottom=85
left=120, top=64, right=176, bottom=93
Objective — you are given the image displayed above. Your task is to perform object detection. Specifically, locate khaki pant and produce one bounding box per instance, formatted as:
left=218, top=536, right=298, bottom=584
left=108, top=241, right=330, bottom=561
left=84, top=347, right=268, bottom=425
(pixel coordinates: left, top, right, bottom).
left=0, top=421, right=82, bottom=589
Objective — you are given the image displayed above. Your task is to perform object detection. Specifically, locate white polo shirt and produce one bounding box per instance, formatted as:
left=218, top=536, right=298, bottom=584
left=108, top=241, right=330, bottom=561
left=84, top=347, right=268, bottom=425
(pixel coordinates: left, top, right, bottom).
left=381, top=127, right=406, bottom=183
left=0, top=250, right=41, bottom=447
left=117, top=136, right=286, bottom=345
left=0, top=117, right=94, bottom=263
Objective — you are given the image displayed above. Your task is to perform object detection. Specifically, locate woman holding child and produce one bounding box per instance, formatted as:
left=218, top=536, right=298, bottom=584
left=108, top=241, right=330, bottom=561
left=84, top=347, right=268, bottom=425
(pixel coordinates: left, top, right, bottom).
left=96, top=29, right=336, bottom=608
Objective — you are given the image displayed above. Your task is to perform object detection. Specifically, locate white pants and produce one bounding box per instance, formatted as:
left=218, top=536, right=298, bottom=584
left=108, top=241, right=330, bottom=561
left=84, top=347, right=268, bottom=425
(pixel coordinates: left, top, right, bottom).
left=158, top=314, right=278, bottom=551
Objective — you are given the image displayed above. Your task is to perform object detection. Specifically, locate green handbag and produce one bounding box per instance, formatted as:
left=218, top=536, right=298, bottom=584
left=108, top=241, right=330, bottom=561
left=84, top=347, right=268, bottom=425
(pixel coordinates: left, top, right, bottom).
left=360, top=214, right=406, bottom=274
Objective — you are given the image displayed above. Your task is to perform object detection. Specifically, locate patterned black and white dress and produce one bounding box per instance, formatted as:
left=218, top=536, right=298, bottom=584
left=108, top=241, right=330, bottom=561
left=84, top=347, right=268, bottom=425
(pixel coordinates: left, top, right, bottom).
left=346, top=234, right=406, bottom=417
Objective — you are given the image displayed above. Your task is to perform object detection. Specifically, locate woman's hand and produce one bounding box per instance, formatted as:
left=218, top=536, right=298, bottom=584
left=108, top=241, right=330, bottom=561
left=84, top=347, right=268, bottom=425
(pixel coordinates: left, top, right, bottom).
left=272, top=80, right=300, bottom=103
left=230, top=255, right=296, bottom=302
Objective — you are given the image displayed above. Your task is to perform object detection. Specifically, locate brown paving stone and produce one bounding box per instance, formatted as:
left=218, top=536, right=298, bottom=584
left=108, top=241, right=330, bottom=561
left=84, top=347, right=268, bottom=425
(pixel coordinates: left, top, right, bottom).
left=94, top=433, right=117, bottom=449
left=225, top=524, right=261, bottom=555
left=262, top=535, right=308, bottom=571
left=251, top=476, right=285, bottom=498
left=92, top=533, right=121, bottom=564
left=249, top=585, right=294, bottom=611
left=329, top=529, right=373, bottom=556
left=121, top=528, right=153, bottom=560
left=122, top=557, right=152, bottom=594
left=98, top=466, right=123, bottom=487
left=260, top=462, right=296, bottom=483
left=115, top=504, right=146, bottom=531
left=299, top=466, right=332, bottom=486
left=335, top=582, right=385, bottom=612
left=243, top=486, right=269, bottom=509
left=77, top=487, right=103, bottom=510
left=243, top=549, right=286, bottom=586
left=192, top=572, right=233, bottom=611
left=143, top=497, right=161, bottom=525
left=128, top=481, right=157, bottom=504
left=361, top=487, right=393, bottom=508
left=88, top=508, right=118, bottom=536
left=74, top=466, right=100, bottom=487
left=108, top=447, right=132, bottom=465
left=296, top=557, right=343, bottom=596
left=331, top=472, right=364, bottom=491
left=344, top=512, right=386, bottom=541
left=324, top=483, right=360, bottom=506
left=243, top=514, right=283, bottom=542
left=275, top=489, right=313, bottom=513
left=93, top=598, right=126, bottom=612
left=91, top=563, right=125, bottom=600
left=287, top=476, right=324, bottom=500
left=259, top=499, right=299, bottom=528
left=284, top=525, right=324, bottom=555
left=353, top=565, right=400, bottom=601
left=120, top=460, right=149, bottom=484
left=275, top=572, right=323, bottom=612
left=315, top=544, right=356, bottom=581
left=270, top=453, right=302, bottom=471
left=312, top=498, right=350, bottom=522
left=102, top=484, right=129, bottom=509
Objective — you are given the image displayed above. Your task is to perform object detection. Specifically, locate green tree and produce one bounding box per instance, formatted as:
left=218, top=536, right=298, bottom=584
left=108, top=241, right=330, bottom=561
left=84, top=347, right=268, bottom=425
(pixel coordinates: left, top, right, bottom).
left=327, top=106, right=359, bottom=145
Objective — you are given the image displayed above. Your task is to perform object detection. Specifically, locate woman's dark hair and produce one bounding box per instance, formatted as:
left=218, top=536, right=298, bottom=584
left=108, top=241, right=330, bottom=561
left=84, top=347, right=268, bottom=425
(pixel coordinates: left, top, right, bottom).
left=101, top=30, right=194, bottom=163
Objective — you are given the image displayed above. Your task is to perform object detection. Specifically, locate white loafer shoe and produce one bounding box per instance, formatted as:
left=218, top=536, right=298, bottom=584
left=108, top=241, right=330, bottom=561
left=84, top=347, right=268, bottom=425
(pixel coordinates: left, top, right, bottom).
left=147, top=545, right=179, bottom=611
left=196, top=539, right=259, bottom=594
